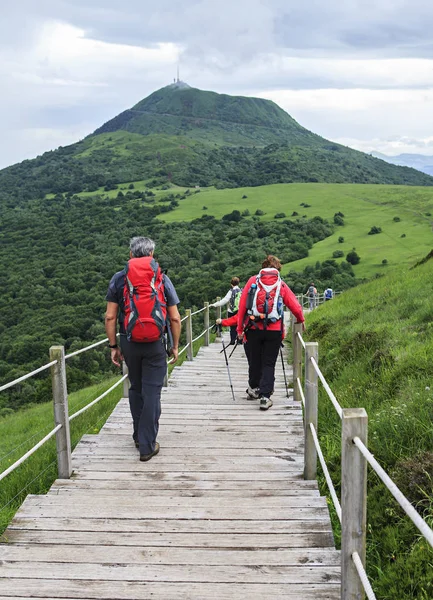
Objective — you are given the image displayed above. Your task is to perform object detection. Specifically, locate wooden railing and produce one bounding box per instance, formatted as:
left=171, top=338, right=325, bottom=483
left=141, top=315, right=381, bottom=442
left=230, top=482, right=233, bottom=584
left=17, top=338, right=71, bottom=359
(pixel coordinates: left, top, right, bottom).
left=291, top=320, right=433, bottom=600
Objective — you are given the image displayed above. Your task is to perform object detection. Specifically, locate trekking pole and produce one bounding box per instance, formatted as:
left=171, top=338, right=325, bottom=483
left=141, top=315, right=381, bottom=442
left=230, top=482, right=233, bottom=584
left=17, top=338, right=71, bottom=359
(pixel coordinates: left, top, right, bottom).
left=228, top=340, right=240, bottom=358
left=219, top=342, right=232, bottom=354
left=280, top=345, right=289, bottom=398
left=218, top=325, right=236, bottom=402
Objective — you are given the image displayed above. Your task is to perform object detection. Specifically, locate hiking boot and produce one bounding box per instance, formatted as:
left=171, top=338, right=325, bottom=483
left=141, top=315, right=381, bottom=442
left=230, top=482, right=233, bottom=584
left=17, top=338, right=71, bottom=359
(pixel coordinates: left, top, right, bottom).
left=140, top=442, right=160, bottom=462
left=259, top=396, right=273, bottom=411
left=246, top=386, right=260, bottom=400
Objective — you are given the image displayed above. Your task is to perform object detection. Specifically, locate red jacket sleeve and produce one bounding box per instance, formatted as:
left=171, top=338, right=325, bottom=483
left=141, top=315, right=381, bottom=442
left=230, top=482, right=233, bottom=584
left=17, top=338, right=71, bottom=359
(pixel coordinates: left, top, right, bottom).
left=236, top=276, right=255, bottom=335
left=281, top=282, right=304, bottom=323
left=221, top=314, right=238, bottom=327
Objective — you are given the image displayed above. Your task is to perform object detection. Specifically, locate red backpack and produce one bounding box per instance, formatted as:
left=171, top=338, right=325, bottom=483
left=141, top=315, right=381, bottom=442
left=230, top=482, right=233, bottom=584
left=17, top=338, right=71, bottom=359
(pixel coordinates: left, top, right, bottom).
left=123, top=257, right=167, bottom=342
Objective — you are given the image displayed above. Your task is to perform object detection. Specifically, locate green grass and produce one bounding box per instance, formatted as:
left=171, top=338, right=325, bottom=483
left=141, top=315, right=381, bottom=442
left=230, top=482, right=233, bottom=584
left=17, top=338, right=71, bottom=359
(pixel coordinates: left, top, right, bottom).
left=303, top=256, right=433, bottom=598
left=0, top=377, right=123, bottom=536
left=158, top=182, right=433, bottom=279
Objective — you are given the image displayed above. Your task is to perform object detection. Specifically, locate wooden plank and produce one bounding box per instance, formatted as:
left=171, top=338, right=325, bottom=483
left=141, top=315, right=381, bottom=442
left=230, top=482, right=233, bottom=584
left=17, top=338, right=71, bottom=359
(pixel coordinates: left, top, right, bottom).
left=49, top=481, right=317, bottom=495
left=0, top=545, right=340, bottom=566
left=24, top=494, right=326, bottom=509
left=17, top=504, right=328, bottom=521
left=70, top=460, right=305, bottom=473
left=5, top=517, right=333, bottom=534
left=70, top=451, right=304, bottom=463
left=75, top=441, right=305, bottom=453
left=0, top=562, right=341, bottom=584
left=70, top=470, right=307, bottom=481
left=2, top=530, right=335, bottom=548
left=0, top=581, right=339, bottom=599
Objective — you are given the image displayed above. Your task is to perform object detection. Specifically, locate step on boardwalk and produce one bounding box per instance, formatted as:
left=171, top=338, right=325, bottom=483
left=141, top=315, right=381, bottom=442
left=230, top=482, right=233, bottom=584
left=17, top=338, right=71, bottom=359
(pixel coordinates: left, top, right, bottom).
left=0, top=342, right=340, bottom=599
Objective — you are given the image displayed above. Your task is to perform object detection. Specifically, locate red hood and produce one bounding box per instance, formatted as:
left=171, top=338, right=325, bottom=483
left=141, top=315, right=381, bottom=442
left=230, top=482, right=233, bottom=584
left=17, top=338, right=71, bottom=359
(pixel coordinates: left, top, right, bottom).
left=259, top=268, right=280, bottom=285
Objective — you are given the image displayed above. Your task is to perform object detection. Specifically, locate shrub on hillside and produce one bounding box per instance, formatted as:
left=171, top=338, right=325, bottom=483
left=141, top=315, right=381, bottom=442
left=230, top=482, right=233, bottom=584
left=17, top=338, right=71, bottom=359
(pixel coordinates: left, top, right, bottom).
left=222, top=210, right=242, bottom=222
left=332, top=250, right=344, bottom=258
left=334, top=215, right=345, bottom=226
left=346, top=250, right=361, bottom=265
left=393, top=216, right=401, bottom=222
left=274, top=212, right=286, bottom=219
left=368, top=226, right=382, bottom=235
left=255, top=209, right=265, bottom=216
left=338, top=236, right=344, bottom=243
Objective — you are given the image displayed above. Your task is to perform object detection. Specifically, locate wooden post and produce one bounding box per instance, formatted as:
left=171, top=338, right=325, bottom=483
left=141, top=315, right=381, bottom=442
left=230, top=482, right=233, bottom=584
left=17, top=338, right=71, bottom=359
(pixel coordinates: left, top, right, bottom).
left=215, top=297, right=222, bottom=341
left=186, top=309, right=193, bottom=361
left=204, top=302, right=210, bottom=346
left=50, top=346, right=72, bottom=479
left=304, top=342, right=319, bottom=480
left=292, top=322, right=303, bottom=402
left=122, top=360, right=130, bottom=395
left=341, top=408, right=368, bottom=600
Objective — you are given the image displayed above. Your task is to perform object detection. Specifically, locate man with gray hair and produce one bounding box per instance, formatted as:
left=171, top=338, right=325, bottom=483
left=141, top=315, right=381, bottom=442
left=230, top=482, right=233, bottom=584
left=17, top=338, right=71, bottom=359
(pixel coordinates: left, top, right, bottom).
left=105, top=236, right=181, bottom=461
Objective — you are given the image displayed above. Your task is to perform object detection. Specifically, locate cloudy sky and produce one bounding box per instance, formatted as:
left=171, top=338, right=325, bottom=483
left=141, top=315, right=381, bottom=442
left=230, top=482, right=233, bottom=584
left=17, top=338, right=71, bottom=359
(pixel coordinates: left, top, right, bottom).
left=2, top=0, right=433, bottom=169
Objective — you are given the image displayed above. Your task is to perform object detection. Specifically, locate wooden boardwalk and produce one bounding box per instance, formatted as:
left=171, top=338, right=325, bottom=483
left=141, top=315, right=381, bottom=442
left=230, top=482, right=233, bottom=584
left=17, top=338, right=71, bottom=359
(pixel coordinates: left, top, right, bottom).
left=0, top=341, right=340, bottom=599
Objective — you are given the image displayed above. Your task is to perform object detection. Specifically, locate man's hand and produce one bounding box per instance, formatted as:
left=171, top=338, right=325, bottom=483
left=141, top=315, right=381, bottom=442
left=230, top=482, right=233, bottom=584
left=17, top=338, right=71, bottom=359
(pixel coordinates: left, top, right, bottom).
left=110, top=347, right=123, bottom=367
left=237, top=334, right=243, bottom=343
left=216, top=318, right=222, bottom=325
left=169, top=347, right=179, bottom=364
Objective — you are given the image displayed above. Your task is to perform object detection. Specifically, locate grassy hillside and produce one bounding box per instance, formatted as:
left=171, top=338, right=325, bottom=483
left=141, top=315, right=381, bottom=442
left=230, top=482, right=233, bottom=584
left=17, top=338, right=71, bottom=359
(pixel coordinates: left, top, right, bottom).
left=157, top=182, right=433, bottom=279
left=305, top=257, right=433, bottom=599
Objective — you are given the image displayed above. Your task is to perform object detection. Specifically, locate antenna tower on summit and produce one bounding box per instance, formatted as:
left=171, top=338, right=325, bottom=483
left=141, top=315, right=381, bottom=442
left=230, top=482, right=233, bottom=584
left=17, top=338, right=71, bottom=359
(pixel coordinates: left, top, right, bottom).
left=177, top=64, right=180, bottom=83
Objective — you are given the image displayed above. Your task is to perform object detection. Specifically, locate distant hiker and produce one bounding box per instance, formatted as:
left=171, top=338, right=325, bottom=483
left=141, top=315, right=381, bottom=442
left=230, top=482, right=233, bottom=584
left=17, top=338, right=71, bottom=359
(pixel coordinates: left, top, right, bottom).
left=211, top=277, right=242, bottom=344
left=307, top=282, right=318, bottom=310
left=324, top=287, right=333, bottom=301
left=236, top=256, right=304, bottom=411
left=105, top=236, right=181, bottom=462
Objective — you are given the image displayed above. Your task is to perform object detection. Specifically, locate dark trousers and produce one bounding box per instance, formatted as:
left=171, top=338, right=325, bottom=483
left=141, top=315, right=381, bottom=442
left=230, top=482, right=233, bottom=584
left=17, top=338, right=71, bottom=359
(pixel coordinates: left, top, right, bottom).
left=120, top=336, right=167, bottom=455
left=227, top=310, right=238, bottom=344
left=246, top=329, right=281, bottom=398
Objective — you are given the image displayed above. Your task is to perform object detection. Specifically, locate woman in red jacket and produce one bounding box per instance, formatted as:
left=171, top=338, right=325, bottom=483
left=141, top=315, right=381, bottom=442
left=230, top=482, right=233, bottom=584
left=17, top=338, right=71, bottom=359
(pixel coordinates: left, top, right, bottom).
left=236, top=255, right=305, bottom=411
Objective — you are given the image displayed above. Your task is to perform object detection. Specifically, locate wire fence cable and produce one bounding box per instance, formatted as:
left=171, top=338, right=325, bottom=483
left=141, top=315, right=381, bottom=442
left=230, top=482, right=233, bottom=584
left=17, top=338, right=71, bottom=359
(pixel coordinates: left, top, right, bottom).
left=352, top=551, right=377, bottom=600
left=0, top=360, right=57, bottom=394
left=310, top=356, right=343, bottom=419
left=0, top=425, right=62, bottom=483
left=310, top=423, right=342, bottom=521
left=65, top=337, right=109, bottom=359
left=69, top=375, right=128, bottom=422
